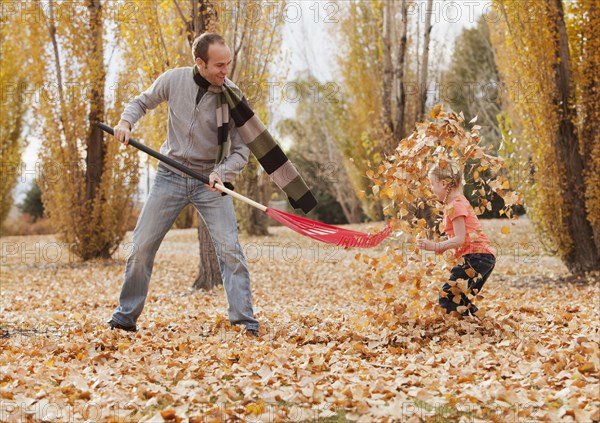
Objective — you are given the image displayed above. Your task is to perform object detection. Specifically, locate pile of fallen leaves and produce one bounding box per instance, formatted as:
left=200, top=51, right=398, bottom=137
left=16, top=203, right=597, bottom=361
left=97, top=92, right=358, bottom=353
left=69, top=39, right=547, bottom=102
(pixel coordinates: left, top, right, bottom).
left=1, top=217, right=599, bottom=422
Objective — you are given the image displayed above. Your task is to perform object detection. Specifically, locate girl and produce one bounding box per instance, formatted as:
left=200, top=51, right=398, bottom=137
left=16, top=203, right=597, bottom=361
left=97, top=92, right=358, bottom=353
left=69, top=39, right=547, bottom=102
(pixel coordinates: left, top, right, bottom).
left=416, top=161, right=496, bottom=317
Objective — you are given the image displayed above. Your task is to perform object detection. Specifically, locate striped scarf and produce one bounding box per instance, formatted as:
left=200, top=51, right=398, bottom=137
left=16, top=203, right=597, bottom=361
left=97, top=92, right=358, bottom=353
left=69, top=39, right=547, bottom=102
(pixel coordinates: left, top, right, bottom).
left=193, top=67, right=317, bottom=214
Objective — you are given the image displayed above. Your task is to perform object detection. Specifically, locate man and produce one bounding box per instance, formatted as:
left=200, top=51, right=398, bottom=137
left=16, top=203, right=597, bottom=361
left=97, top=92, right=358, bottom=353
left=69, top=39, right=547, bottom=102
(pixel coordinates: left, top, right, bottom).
left=108, top=33, right=259, bottom=335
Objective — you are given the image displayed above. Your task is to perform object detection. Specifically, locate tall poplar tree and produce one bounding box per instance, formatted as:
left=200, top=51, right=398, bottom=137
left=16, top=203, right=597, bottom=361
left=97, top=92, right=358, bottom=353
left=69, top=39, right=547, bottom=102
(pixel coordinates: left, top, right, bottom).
left=491, top=0, right=599, bottom=273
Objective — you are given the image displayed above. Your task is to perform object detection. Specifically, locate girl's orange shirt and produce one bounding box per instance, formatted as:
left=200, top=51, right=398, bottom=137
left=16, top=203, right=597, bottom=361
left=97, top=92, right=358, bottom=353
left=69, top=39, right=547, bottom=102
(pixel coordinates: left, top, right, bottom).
left=443, top=194, right=496, bottom=258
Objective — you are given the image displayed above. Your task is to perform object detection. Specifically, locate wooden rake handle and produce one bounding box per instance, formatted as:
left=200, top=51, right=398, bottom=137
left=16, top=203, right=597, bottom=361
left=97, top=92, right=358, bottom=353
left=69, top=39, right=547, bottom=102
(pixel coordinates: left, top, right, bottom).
left=98, top=122, right=267, bottom=212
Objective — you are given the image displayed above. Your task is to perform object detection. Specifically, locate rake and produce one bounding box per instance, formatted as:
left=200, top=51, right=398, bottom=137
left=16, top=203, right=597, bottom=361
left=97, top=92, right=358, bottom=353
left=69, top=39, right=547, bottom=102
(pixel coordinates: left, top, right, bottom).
left=98, top=123, right=390, bottom=248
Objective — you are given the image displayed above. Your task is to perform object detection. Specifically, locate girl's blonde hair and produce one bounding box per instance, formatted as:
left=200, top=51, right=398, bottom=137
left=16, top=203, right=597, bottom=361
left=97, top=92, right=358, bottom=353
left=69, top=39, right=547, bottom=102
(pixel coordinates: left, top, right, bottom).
left=428, top=160, right=463, bottom=202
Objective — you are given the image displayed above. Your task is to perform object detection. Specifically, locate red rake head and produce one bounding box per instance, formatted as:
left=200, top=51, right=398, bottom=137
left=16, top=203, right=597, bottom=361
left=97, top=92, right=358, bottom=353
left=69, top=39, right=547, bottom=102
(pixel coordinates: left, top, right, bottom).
left=266, top=208, right=391, bottom=248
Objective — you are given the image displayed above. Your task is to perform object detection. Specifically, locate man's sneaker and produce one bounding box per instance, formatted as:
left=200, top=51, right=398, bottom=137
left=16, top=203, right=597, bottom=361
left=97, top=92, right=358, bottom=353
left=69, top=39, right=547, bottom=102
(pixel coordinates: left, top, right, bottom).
left=245, top=328, right=259, bottom=338
left=108, top=319, right=137, bottom=332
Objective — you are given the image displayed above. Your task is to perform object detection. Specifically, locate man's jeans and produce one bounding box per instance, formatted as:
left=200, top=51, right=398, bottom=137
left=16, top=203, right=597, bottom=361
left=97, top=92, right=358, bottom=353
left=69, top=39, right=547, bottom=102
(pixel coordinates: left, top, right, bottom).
left=111, top=166, right=258, bottom=331
left=439, top=253, right=496, bottom=315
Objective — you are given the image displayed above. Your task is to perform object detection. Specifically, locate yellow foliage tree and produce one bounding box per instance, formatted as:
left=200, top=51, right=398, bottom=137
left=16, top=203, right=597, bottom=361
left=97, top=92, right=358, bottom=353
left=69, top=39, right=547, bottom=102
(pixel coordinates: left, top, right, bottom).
left=334, top=0, right=389, bottom=220
left=566, top=0, right=600, bottom=251
left=490, top=0, right=599, bottom=273
left=26, top=0, right=139, bottom=259
left=334, top=0, right=426, bottom=220
left=0, top=12, right=29, bottom=226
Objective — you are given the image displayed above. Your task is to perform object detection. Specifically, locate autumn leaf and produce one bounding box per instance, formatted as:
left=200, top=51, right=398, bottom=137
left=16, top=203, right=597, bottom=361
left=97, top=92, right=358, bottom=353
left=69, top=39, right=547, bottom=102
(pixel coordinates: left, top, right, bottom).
left=160, top=409, right=178, bottom=421
left=246, top=400, right=265, bottom=416
left=465, top=267, right=478, bottom=279
left=457, top=279, right=470, bottom=293
left=430, top=103, right=443, bottom=118
left=578, top=362, right=596, bottom=374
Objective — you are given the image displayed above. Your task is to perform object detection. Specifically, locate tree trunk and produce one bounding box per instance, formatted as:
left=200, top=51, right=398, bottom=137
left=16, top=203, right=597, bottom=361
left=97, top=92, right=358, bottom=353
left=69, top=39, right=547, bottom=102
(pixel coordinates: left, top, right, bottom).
left=418, top=0, right=433, bottom=122
left=185, top=0, right=225, bottom=289
left=192, top=216, right=223, bottom=290
left=394, top=0, right=408, bottom=141
left=577, top=0, right=600, bottom=252
left=381, top=0, right=394, bottom=134
left=550, top=0, right=599, bottom=273
left=86, top=0, right=108, bottom=258
left=324, top=135, right=363, bottom=224
left=175, top=204, right=196, bottom=228
left=235, top=157, right=270, bottom=236
left=0, top=75, right=26, bottom=226
left=86, top=0, right=105, bottom=202
left=47, top=0, right=69, bottom=144
left=184, top=0, right=216, bottom=44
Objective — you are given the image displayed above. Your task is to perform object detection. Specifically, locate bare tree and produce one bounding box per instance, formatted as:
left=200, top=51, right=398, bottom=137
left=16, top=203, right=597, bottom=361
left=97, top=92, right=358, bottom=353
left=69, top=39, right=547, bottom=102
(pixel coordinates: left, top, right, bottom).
left=417, top=0, right=433, bottom=122
left=86, top=0, right=106, bottom=204
left=381, top=0, right=394, bottom=133
left=278, top=77, right=364, bottom=224
left=394, top=0, right=409, bottom=141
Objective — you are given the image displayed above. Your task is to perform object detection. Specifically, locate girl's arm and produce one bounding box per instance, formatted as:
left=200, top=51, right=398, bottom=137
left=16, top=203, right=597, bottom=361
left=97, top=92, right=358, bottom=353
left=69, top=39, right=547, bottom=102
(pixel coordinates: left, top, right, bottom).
left=416, top=216, right=466, bottom=254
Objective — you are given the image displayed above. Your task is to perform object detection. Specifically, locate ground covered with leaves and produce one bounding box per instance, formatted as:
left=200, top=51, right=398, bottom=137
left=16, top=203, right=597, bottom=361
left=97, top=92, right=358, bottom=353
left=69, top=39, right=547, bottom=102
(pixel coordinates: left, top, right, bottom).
left=1, top=218, right=599, bottom=422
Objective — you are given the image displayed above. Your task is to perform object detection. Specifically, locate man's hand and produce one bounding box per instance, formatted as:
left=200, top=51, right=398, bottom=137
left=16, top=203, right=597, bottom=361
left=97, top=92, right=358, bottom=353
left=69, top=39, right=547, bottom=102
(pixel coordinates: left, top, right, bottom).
left=207, top=172, right=223, bottom=192
left=114, top=120, right=131, bottom=145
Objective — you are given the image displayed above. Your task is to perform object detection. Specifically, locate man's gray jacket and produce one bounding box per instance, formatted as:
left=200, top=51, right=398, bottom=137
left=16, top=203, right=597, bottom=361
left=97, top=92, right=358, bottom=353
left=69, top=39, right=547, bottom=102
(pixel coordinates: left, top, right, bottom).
left=121, top=67, right=249, bottom=183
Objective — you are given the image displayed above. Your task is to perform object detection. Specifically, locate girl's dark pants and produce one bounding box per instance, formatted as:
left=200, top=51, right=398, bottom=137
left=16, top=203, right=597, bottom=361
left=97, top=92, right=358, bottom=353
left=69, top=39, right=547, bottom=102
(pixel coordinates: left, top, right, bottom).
left=439, top=253, right=496, bottom=315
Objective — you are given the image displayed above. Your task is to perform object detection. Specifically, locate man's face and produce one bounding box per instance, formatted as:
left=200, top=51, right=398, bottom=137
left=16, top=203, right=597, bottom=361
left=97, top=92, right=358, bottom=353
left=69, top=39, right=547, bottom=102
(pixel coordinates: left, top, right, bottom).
left=196, top=43, right=232, bottom=86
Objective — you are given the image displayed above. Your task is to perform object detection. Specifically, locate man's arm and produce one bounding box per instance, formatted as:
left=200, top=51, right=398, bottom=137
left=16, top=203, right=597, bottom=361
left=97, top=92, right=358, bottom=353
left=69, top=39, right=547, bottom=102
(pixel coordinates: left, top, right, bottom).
left=116, top=71, right=170, bottom=144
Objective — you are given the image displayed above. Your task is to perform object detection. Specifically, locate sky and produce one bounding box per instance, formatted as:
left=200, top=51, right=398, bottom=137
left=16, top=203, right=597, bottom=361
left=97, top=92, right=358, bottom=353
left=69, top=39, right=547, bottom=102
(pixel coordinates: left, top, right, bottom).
left=269, top=0, right=491, bottom=127
left=12, top=0, right=490, bottom=210
left=279, top=0, right=490, bottom=80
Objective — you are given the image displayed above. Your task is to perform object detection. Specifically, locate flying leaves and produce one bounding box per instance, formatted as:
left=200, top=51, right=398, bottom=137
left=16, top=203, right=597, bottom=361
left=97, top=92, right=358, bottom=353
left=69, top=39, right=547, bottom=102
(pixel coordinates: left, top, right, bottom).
left=370, top=104, right=522, bottom=226
left=364, top=104, right=525, bottom=311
